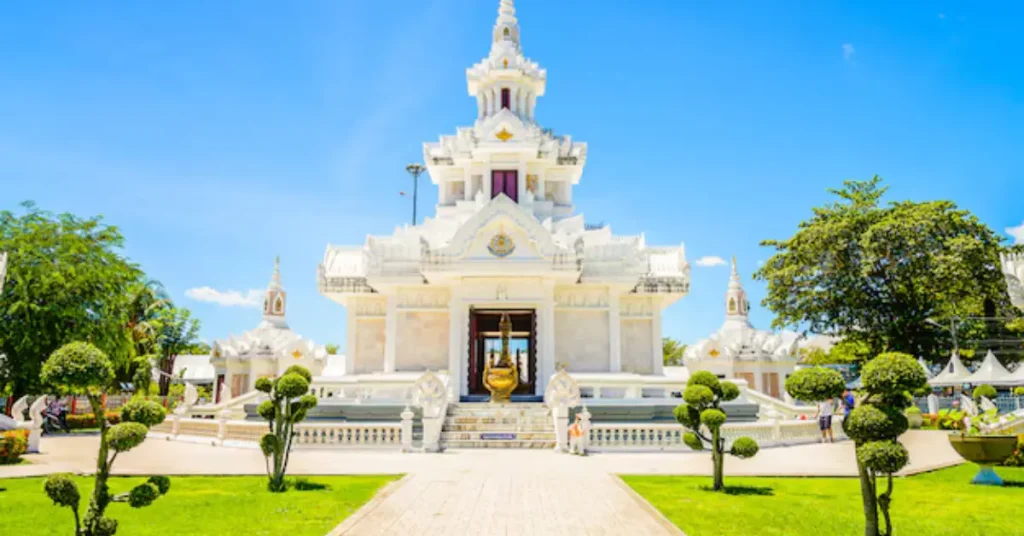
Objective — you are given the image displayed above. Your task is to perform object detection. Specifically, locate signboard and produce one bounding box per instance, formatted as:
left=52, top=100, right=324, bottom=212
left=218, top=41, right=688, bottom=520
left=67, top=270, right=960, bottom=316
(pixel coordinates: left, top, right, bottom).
left=480, top=433, right=516, bottom=441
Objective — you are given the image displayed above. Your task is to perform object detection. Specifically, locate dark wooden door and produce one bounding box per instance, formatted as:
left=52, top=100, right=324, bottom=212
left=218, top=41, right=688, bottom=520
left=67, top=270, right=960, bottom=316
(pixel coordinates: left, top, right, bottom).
left=491, top=170, right=518, bottom=202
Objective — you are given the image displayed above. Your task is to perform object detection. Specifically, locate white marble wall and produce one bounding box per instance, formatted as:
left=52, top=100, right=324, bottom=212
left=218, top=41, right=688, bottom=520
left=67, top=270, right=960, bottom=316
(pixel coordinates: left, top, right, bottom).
left=620, top=319, right=653, bottom=374
left=396, top=312, right=450, bottom=372
left=555, top=310, right=610, bottom=372
left=354, top=320, right=386, bottom=374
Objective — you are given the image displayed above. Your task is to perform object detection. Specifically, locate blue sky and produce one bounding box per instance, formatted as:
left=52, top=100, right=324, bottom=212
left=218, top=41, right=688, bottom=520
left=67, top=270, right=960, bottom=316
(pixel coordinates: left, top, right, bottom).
left=1, top=0, right=1022, bottom=349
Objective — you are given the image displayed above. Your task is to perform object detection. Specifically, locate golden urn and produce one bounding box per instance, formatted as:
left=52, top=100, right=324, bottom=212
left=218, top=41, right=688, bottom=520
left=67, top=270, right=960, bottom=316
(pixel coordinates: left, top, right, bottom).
left=484, top=313, right=519, bottom=403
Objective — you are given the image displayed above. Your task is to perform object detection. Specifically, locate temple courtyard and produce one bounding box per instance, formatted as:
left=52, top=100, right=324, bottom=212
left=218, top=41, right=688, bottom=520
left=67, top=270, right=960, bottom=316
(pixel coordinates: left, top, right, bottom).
left=4, top=431, right=1015, bottom=536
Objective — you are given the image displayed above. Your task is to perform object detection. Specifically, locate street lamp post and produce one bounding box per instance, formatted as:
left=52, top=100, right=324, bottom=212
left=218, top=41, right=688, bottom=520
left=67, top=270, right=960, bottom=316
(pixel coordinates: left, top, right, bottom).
left=926, top=317, right=962, bottom=354
left=405, top=163, right=426, bottom=226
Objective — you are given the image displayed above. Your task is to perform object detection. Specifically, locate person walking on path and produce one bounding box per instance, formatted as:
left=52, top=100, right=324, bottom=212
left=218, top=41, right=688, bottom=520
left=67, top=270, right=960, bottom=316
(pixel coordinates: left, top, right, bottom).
left=816, top=397, right=835, bottom=443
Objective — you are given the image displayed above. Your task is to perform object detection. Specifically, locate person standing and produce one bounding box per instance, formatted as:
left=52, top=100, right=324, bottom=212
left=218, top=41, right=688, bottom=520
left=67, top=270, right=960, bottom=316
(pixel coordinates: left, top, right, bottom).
left=816, top=397, right=835, bottom=443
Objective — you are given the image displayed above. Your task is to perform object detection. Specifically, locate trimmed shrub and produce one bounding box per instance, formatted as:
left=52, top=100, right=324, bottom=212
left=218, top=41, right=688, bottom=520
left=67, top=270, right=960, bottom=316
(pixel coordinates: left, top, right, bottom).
left=674, top=372, right=758, bottom=491
left=972, top=384, right=997, bottom=402
left=1014, top=387, right=1024, bottom=397
left=259, top=366, right=318, bottom=492
left=66, top=412, right=121, bottom=430
left=785, top=367, right=846, bottom=402
left=0, top=429, right=29, bottom=464
left=1000, top=435, right=1024, bottom=467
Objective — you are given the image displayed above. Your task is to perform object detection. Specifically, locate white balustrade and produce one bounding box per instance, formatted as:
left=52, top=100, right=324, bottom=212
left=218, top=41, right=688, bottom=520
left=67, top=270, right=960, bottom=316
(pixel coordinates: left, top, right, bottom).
left=587, top=417, right=845, bottom=452
left=152, top=418, right=405, bottom=449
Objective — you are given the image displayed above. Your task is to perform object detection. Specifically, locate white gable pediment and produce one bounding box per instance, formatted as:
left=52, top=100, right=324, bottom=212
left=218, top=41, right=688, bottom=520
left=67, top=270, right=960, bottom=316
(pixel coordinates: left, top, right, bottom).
left=475, top=109, right=540, bottom=145
left=441, top=195, right=563, bottom=261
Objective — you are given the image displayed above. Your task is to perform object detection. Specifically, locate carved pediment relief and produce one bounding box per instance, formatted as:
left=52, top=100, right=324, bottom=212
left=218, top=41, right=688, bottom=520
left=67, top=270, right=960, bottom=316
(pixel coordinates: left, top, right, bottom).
left=441, top=195, right=562, bottom=261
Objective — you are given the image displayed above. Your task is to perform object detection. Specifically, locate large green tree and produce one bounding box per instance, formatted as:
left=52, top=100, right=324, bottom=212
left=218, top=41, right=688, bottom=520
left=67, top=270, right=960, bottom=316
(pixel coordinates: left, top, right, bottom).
left=0, top=202, right=141, bottom=398
left=754, top=177, right=1013, bottom=361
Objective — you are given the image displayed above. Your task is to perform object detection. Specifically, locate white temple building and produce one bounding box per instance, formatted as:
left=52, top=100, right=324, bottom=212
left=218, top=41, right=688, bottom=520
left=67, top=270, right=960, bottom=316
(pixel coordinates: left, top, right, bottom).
left=683, top=258, right=832, bottom=398
left=210, top=258, right=332, bottom=400
left=318, top=0, right=689, bottom=400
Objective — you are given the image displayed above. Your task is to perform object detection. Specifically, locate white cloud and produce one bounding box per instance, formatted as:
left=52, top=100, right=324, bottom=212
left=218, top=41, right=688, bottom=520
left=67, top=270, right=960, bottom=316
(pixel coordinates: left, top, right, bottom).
left=185, top=287, right=263, bottom=308
left=695, top=256, right=727, bottom=267
left=842, top=43, right=856, bottom=60
left=757, top=260, right=765, bottom=267
left=1007, top=222, right=1024, bottom=245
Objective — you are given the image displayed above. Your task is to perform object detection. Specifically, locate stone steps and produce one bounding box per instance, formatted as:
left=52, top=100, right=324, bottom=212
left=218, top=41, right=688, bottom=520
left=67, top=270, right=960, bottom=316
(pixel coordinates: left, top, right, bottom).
left=442, top=439, right=556, bottom=449
left=440, top=402, right=555, bottom=450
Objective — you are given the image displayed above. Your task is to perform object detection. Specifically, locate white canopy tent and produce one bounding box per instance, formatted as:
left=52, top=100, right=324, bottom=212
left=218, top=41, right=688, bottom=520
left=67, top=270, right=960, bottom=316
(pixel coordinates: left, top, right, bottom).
left=929, top=352, right=972, bottom=387
left=962, top=350, right=1017, bottom=387
left=917, top=357, right=933, bottom=379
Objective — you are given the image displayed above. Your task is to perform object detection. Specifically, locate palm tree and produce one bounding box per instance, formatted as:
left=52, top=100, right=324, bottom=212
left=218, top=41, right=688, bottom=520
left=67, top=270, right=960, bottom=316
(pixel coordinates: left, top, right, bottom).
left=663, top=337, right=687, bottom=366
left=123, top=279, right=170, bottom=388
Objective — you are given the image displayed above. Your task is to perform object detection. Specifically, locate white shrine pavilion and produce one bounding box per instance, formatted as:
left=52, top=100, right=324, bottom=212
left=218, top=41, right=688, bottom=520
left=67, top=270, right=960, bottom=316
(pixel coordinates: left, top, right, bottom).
left=318, top=0, right=690, bottom=400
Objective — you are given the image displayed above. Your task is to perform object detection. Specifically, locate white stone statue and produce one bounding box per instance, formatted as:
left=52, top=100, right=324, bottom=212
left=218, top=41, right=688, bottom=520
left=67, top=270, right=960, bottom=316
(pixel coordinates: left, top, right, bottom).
left=413, top=371, right=447, bottom=419
left=414, top=371, right=448, bottom=452
left=960, top=394, right=978, bottom=417
left=174, top=383, right=200, bottom=417
left=544, top=369, right=581, bottom=453
left=980, top=396, right=998, bottom=414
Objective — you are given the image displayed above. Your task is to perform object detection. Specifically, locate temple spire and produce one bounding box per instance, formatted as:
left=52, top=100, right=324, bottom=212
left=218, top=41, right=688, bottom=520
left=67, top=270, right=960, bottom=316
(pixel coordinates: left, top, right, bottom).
left=263, top=256, right=288, bottom=327
left=725, top=256, right=749, bottom=320
left=492, top=0, right=521, bottom=54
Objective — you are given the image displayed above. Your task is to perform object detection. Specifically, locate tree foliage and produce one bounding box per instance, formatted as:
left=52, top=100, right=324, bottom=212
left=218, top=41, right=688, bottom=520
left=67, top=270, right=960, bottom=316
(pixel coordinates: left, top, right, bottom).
left=785, top=367, right=846, bottom=402
left=662, top=337, right=687, bottom=366
left=153, top=306, right=201, bottom=396
left=841, top=352, right=928, bottom=536
left=754, top=178, right=1013, bottom=361
left=41, top=342, right=169, bottom=535
left=257, top=365, right=318, bottom=492
left=0, top=202, right=141, bottom=398
left=673, top=371, right=758, bottom=491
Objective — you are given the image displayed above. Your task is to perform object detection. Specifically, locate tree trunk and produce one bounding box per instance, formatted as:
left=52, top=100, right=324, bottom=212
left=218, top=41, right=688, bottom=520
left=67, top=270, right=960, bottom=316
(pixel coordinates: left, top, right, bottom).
left=856, top=457, right=879, bottom=536
left=84, top=395, right=111, bottom=536
left=712, top=428, right=724, bottom=491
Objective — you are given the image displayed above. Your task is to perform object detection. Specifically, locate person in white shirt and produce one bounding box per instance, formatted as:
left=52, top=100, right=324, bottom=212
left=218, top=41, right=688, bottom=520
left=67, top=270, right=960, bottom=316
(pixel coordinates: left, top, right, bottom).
left=816, top=398, right=835, bottom=443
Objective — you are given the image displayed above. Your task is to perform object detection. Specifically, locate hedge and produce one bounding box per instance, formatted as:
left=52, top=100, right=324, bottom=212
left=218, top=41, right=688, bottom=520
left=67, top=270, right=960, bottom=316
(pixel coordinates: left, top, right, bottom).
left=1, top=429, right=29, bottom=464
left=66, top=412, right=121, bottom=430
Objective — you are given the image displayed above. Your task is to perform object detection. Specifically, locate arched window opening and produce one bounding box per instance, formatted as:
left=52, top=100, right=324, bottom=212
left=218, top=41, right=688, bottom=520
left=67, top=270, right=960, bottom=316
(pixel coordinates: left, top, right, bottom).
left=728, top=297, right=736, bottom=313
left=503, top=27, right=511, bottom=38
left=274, top=296, right=284, bottom=314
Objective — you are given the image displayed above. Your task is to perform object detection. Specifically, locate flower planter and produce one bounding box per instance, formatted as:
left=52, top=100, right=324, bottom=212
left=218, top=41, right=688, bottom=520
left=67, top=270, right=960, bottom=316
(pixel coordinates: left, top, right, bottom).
left=948, top=434, right=1018, bottom=485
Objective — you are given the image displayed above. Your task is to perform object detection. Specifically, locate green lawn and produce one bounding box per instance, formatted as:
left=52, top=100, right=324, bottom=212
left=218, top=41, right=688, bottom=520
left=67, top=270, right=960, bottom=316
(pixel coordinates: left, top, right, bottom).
left=0, top=474, right=398, bottom=536
left=623, top=464, right=1024, bottom=536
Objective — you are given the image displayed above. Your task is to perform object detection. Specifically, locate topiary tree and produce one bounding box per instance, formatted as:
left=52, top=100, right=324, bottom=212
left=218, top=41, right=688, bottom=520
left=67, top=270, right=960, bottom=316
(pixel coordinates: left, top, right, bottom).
left=785, top=367, right=847, bottom=406
left=841, top=352, right=928, bottom=536
left=40, top=342, right=169, bottom=536
left=972, top=384, right=997, bottom=403
left=673, top=371, right=759, bottom=491
left=1015, top=386, right=1024, bottom=397
left=256, top=364, right=318, bottom=492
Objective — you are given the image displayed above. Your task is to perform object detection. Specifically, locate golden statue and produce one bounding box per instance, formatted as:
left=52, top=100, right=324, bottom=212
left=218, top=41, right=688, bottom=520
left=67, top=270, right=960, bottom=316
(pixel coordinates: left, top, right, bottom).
left=483, top=313, right=519, bottom=403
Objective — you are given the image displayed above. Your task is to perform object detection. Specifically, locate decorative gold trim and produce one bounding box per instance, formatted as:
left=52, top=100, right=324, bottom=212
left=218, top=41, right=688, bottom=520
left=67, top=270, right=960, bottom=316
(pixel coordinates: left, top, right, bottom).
left=709, top=348, right=720, bottom=358
left=495, top=128, right=514, bottom=142
left=291, top=349, right=302, bottom=359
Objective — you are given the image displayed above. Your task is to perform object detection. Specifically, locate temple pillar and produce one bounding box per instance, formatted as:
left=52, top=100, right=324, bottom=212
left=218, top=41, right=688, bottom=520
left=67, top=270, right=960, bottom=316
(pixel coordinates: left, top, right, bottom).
left=476, top=94, right=485, bottom=120
left=609, top=292, right=622, bottom=373
left=540, top=281, right=556, bottom=392
left=651, top=297, right=663, bottom=375
left=383, top=295, right=397, bottom=373
left=344, top=302, right=357, bottom=375
left=447, top=290, right=463, bottom=401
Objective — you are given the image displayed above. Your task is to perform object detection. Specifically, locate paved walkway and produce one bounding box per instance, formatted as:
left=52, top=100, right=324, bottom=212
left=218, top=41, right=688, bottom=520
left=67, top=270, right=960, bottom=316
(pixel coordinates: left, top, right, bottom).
left=2, top=431, right=963, bottom=535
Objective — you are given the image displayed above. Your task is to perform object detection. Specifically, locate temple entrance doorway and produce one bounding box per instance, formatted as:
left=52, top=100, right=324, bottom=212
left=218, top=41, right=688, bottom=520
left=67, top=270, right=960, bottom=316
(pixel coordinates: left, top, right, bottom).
left=468, top=309, right=537, bottom=397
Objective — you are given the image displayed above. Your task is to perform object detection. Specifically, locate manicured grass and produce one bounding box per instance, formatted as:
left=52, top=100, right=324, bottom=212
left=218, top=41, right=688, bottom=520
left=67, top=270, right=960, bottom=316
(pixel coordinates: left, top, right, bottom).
left=623, top=464, right=1024, bottom=536
left=0, top=474, right=398, bottom=536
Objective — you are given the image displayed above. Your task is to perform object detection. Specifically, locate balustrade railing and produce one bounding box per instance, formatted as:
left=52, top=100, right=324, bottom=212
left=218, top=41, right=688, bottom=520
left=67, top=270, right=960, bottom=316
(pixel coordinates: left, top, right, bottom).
left=587, top=418, right=845, bottom=451
left=152, top=418, right=405, bottom=449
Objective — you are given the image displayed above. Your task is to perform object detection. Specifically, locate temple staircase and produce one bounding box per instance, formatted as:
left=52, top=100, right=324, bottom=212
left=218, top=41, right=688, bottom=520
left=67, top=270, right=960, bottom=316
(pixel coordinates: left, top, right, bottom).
left=440, top=402, right=556, bottom=449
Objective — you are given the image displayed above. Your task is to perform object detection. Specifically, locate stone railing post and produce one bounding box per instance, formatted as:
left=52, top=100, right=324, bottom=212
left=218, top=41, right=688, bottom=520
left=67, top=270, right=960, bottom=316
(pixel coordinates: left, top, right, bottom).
left=216, top=409, right=231, bottom=445
left=400, top=405, right=414, bottom=453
